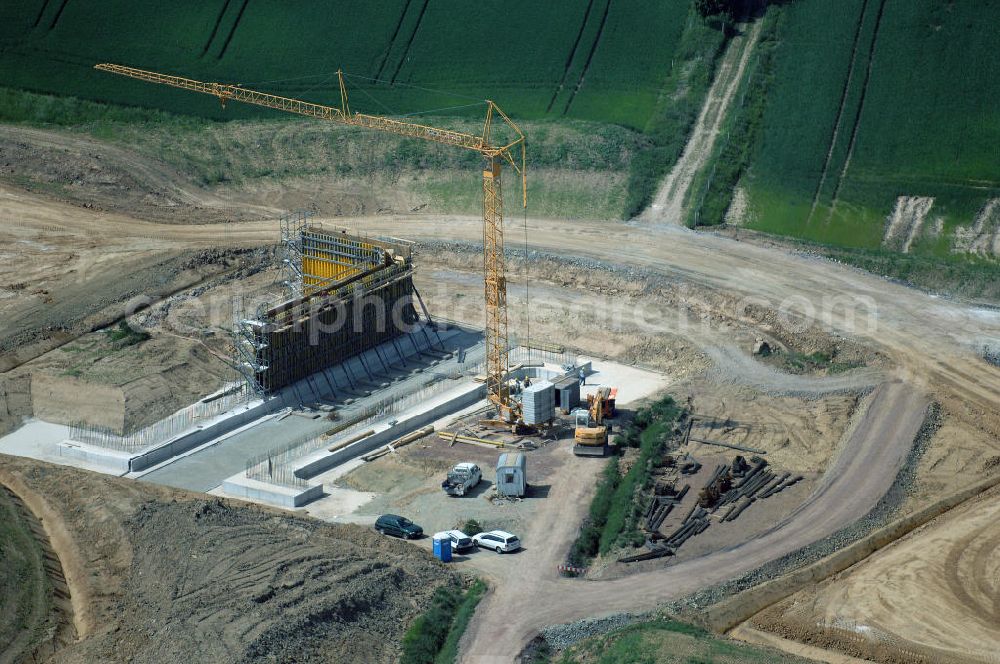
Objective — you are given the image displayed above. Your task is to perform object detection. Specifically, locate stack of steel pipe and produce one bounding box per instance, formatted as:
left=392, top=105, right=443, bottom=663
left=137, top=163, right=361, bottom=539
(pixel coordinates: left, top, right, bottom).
left=664, top=506, right=710, bottom=548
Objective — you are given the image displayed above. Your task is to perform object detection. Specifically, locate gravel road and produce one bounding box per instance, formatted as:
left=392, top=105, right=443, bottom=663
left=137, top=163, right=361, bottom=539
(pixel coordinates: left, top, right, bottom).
left=5, top=184, right=999, bottom=661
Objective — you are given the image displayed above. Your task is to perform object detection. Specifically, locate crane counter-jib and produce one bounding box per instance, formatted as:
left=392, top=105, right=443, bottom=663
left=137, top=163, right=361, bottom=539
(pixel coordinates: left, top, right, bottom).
left=93, top=61, right=526, bottom=421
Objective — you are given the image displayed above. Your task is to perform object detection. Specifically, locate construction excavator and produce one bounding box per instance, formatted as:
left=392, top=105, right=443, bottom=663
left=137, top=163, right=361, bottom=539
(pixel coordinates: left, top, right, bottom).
left=573, top=386, right=617, bottom=457
left=94, top=63, right=526, bottom=423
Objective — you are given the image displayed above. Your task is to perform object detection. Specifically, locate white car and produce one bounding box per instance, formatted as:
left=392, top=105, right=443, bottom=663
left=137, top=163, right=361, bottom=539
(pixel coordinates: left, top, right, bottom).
left=472, top=530, right=521, bottom=554
left=434, top=530, right=475, bottom=553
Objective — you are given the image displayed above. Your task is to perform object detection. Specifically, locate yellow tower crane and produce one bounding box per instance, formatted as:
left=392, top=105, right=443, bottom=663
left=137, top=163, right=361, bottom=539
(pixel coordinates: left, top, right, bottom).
left=95, top=63, right=526, bottom=421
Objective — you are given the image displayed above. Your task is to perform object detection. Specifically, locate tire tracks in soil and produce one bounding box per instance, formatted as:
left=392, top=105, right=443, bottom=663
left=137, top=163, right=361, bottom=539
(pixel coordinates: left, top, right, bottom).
left=200, top=0, right=232, bottom=58
left=562, top=0, right=611, bottom=116
left=373, top=0, right=411, bottom=81
left=546, top=0, right=595, bottom=114
left=32, top=0, right=52, bottom=29
left=826, top=0, right=888, bottom=222
left=217, top=0, right=250, bottom=61
left=389, top=0, right=428, bottom=86
left=807, top=0, right=871, bottom=224
left=641, top=21, right=763, bottom=224
left=47, top=0, right=71, bottom=31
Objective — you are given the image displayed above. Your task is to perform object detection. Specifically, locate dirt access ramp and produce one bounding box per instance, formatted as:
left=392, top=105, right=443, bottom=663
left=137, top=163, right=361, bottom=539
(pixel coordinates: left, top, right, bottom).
left=0, top=455, right=458, bottom=664
left=640, top=21, right=763, bottom=224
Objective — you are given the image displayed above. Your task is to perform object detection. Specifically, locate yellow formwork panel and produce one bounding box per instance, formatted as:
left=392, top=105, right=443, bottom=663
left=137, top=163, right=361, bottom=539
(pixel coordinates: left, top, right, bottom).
left=301, top=230, right=381, bottom=294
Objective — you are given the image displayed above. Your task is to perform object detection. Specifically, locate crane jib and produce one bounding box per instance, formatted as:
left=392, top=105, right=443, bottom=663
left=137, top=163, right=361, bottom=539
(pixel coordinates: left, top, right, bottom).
left=94, top=61, right=526, bottom=422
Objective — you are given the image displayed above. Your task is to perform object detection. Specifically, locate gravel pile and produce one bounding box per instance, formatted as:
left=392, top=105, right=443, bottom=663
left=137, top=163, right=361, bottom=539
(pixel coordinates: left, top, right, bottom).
left=539, top=612, right=647, bottom=651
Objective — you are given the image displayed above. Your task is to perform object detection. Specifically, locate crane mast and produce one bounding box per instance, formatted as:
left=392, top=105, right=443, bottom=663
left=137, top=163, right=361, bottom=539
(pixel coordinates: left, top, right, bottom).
left=94, top=63, right=525, bottom=420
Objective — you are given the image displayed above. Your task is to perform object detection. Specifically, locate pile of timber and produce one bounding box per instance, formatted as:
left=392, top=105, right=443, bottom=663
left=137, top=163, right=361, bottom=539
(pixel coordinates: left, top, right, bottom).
left=621, top=453, right=804, bottom=564
left=663, top=504, right=711, bottom=548
left=712, top=456, right=802, bottom=522
left=643, top=484, right=688, bottom=532
left=621, top=500, right=709, bottom=564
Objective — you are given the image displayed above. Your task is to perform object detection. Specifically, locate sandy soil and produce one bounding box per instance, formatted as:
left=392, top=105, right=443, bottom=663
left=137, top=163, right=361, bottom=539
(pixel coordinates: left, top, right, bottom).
left=750, top=484, right=1000, bottom=664
left=0, top=454, right=457, bottom=664
left=1, top=116, right=998, bottom=662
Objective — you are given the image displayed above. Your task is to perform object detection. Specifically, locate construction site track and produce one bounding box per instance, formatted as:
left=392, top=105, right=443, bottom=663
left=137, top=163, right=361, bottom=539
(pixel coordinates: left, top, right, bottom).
left=0, top=477, right=78, bottom=663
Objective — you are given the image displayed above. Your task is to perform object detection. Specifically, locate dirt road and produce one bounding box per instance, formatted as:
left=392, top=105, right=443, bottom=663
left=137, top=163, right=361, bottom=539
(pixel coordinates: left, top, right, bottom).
left=6, top=187, right=1000, bottom=660
left=640, top=21, right=763, bottom=224
left=459, top=382, right=927, bottom=662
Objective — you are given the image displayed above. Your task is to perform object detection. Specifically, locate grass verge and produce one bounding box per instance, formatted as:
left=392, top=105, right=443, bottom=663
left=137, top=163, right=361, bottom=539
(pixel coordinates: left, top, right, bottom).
left=731, top=227, right=1000, bottom=303
left=551, top=618, right=811, bottom=664
left=819, top=245, right=1000, bottom=303
left=434, top=580, right=488, bottom=664
left=688, top=7, right=781, bottom=227
left=105, top=321, right=151, bottom=349
left=0, top=487, right=50, bottom=660
left=770, top=349, right=862, bottom=375
left=401, top=579, right=487, bottom=664
left=567, top=396, right=682, bottom=568
left=623, top=10, right=728, bottom=218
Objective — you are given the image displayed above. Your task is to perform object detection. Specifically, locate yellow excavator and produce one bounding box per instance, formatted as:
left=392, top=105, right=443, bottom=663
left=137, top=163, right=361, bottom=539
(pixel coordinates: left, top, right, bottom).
left=573, top=386, right=617, bottom=457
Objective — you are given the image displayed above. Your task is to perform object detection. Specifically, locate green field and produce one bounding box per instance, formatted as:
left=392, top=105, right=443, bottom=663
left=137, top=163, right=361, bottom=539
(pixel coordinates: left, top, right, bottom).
left=0, top=487, right=50, bottom=662
left=539, top=620, right=811, bottom=664
left=0, top=1, right=726, bottom=219
left=707, top=0, right=1000, bottom=258
left=0, top=0, right=693, bottom=130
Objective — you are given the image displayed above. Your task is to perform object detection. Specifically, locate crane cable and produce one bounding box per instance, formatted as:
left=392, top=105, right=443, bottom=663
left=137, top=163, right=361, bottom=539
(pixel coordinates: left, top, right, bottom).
left=522, top=174, right=531, bottom=366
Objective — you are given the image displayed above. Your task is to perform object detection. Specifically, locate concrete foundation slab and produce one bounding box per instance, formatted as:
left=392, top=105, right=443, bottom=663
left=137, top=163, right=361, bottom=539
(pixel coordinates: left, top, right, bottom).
left=221, top=475, right=324, bottom=508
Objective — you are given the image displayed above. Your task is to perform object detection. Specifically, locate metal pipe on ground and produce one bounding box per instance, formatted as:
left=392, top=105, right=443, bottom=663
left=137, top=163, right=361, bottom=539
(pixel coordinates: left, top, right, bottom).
left=362, top=425, right=435, bottom=462
left=689, top=437, right=766, bottom=455
left=327, top=429, right=375, bottom=453
left=438, top=431, right=506, bottom=448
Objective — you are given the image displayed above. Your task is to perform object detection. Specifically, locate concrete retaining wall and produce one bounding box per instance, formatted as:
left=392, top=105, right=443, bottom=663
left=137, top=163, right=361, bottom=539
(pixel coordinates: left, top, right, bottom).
left=293, top=381, right=486, bottom=479
left=126, top=324, right=460, bottom=473
left=221, top=476, right=324, bottom=508
left=128, top=400, right=269, bottom=472
left=703, top=474, right=1000, bottom=633
left=58, top=441, right=131, bottom=473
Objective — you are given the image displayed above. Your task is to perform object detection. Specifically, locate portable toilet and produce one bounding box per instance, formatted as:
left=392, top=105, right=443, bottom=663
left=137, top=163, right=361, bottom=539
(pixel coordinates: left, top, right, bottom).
left=432, top=535, right=452, bottom=562
left=496, top=452, right=527, bottom=497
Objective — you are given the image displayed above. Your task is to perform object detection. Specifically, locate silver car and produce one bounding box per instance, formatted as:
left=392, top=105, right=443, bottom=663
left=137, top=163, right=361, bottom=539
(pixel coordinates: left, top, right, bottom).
left=472, top=530, right=521, bottom=554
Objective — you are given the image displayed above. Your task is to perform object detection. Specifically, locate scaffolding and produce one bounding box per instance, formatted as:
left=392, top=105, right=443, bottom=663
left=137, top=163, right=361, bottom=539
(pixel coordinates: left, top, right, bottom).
left=279, top=209, right=309, bottom=299
left=232, top=219, right=419, bottom=397
left=231, top=299, right=272, bottom=396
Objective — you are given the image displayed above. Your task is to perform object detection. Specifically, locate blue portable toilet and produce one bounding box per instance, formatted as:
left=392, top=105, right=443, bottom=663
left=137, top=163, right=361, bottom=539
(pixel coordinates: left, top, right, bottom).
left=433, top=535, right=452, bottom=562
